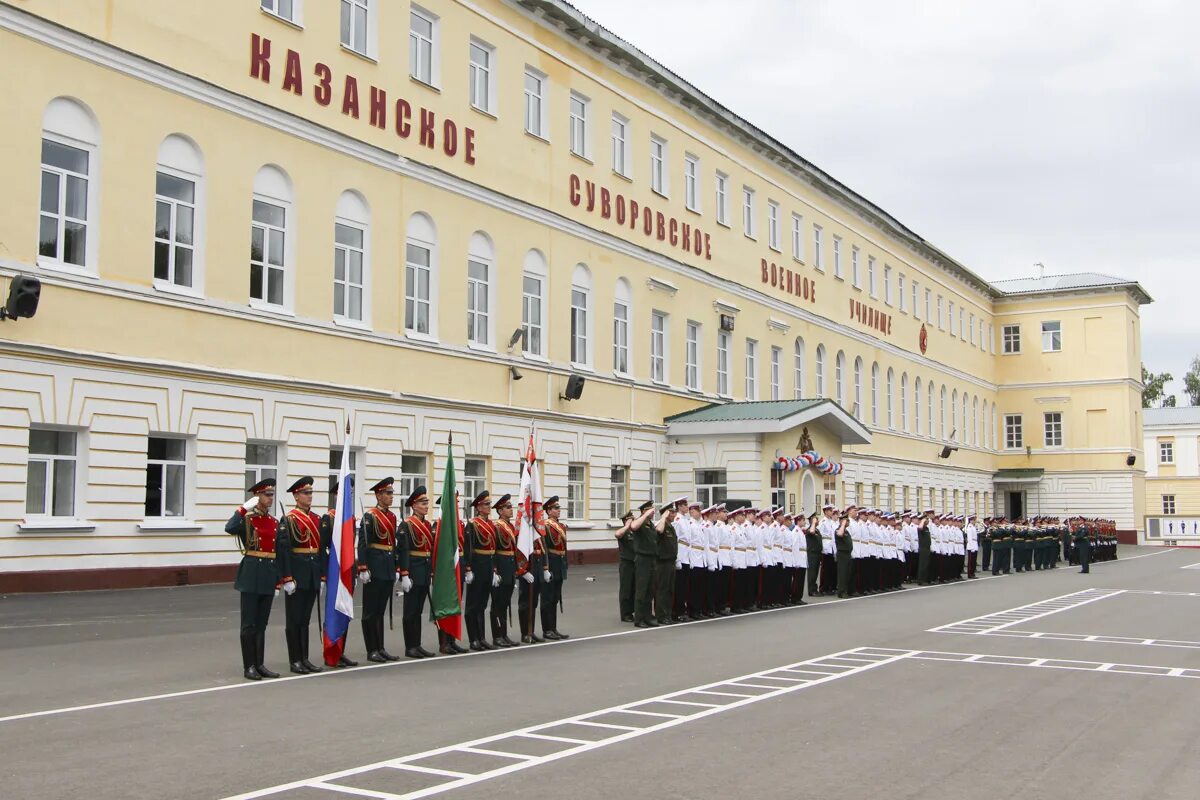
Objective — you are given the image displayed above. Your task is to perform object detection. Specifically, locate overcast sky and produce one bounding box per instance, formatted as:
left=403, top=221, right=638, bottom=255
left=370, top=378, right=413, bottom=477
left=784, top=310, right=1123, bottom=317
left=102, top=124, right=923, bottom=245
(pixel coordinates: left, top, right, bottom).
left=571, top=0, right=1199, bottom=401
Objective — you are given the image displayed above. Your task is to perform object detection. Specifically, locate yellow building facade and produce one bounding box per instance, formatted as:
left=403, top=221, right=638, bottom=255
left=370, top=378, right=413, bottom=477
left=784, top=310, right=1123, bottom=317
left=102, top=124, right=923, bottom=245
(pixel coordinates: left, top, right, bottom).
left=0, top=0, right=1149, bottom=589
left=1143, top=407, right=1200, bottom=545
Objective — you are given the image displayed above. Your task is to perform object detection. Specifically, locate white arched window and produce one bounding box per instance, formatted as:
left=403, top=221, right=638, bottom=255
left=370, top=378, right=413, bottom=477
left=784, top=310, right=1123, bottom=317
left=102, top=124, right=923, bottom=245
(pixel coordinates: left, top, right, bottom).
left=991, top=404, right=998, bottom=449
left=835, top=351, right=846, bottom=408
left=250, top=164, right=294, bottom=310
left=972, top=396, right=979, bottom=446
left=961, top=392, right=969, bottom=445
left=900, top=372, right=909, bottom=432
left=522, top=250, right=547, bottom=357
left=853, top=356, right=863, bottom=419
left=927, top=381, right=935, bottom=438
left=815, top=344, right=826, bottom=398
left=154, top=134, right=205, bottom=293
left=870, top=362, right=880, bottom=426
left=570, top=263, right=593, bottom=367
left=982, top=400, right=990, bottom=448
left=39, top=97, right=100, bottom=272
left=405, top=212, right=437, bottom=337
left=940, top=386, right=947, bottom=440
left=793, top=337, right=806, bottom=399
left=951, top=389, right=959, bottom=441
left=913, top=377, right=921, bottom=436
left=333, top=189, right=370, bottom=325
left=466, top=231, right=495, bottom=347
left=886, top=368, right=895, bottom=430
left=613, top=278, right=632, bottom=375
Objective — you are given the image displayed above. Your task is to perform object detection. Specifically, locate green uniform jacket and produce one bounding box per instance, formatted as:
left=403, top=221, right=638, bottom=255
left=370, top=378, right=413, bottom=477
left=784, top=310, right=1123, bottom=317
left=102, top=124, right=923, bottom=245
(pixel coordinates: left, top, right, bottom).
left=656, top=522, right=678, bottom=562
left=398, top=515, right=435, bottom=587
left=617, top=526, right=636, bottom=562
left=463, top=517, right=497, bottom=577
left=543, top=520, right=569, bottom=580
left=276, top=509, right=325, bottom=591
left=225, top=508, right=280, bottom=595
left=358, top=507, right=399, bottom=583
left=632, top=518, right=658, bottom=557
left=836, top=522, right=853, bottom=554
left=493, top=519, right=520, bottom=584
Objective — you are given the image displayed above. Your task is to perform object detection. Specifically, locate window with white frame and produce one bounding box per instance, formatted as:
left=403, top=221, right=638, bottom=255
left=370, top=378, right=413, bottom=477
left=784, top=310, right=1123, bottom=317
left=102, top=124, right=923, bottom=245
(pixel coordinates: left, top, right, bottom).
left=745, top=339, right=759, bottom=400
left=869, top=361, right=878, bottom=425
left=468, top=38, right=495, bottom=113
left=791, top=213, right=803, bottom=261
left=837, top=351, right=847, bottom=408
left=898, top=275, right=906, bottom=312
left=924, top=288, right=932, bottom=322
left=832, top=236, right=843, bottom=278
left=405, top=213, right=436, bottom=336
left=613, top=279, right=631, bottom=375
left=261, top=0, right=298, bottom=23
left=694, top=469, right=727, bottom=509
left=813, top=225, right=823, bottom=271
left=770, top=346, right=782, bottom=400
left=26, top=428, right=78, bottom=517
left=989, top=323, right=995, bottom=353
left=770, top=468, right=785, bottom=511
left=742, top=186, right=756, bottom=238
left=1002, top=324, right=1021, bottom=354
left=767, top=201, right=780, bottom=250
left=886, top=368, right=894, bottom=429
left=327, top=447, right=360, bottom=512
left=461, top=457, right=487, bottom=522
left=685, top=321, right=701, bottom=391
left=650, top=310, right=668, bottom=383
left=611, top=113, right=630, bottom=177
left=145, top=436, right=187, bottom=518
left=153, top=135, right=204, bottom=292
left=522, top=250, right=547, bottom=357
left=793, top=337, right=805, bottom=399
left=1163, top=494, right=1176, bottom=515
left=569, top=92, right=590, bottom=158
left=940, top=386, right=947, bottom=439
left=250, top=201, right=287, bottom=307
left=900, top=373, right=909, bottom=432
left=969, top=313, right=976, bottom=345
left=958, top=308, right=965, bottom=341
left=851, top=246, right=860, bottom=288
left=1159, top=440, right=1174, bottom=464
left=883, top=264, right=892, bottom=305
left=716, top=330, right=731, bottom=396
left=244, top=442, right=279, bottom=491
left=912, top=280, right=919, bottom=319
left=39, top=99, right=100, bottom=271
left=936, top=295, right=944, bottom=330
left=571, top=264, right=592, bottom=366
left=684, top=154, right=700, bottom=212
left=409, top=6, right=438, bottom=85
left=914, top=377, right=922, bottom=435
left=927, top=381, right=935, bottom=438
left=398, top=454, right=427, bottom=504
left=523, top=67, right=547, bottom=138
left=868, top=256, right=877, bottom=298
left=949, top=301, right=956, bottom=336
left=650, top=135, right=668, bottom=195
left=466, top=232, right=493, bottom=347
left=333, top=190, right=369, bottom=325
left=1004, top=415, right=1023, bottom=449
left=815, top=344, right=826, bottom=398
left=649, top=468, right=665, bottom=508
left=567, top=463, right=586, bottom=519
left=1042, top=321, right=1062, bottom=352
left=341, top=0, right=371, bottom=56
left=609, top=465, right=628, bottom=520
left=978, top=320, right=985, bottom=348
left=715, top=172, right=730, bottom=226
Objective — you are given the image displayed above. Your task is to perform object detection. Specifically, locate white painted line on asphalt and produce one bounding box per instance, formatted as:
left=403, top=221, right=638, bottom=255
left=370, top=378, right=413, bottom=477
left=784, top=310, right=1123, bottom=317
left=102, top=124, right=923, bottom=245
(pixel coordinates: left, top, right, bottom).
left=1180, top=562, right=1200, bottom=570
left=572, top=720, right=639, bottom=731
left=220, top=647, right=916, bottom=800
left=950, top=629, right=1200, bottom=651
left=726, top=681, right=786, bottom=690
left=653, top=699, right=721, bottom=708
left=928, top=588, right=1122, bottom=635
left=0, top=572, right=1004, bottom=726
left=907, top=649, right=1200, bottom=679
left=618, top=709, right=682, bottom=719
left=310, top=782, right=401, bottom=800
left=389, top=765, right=470, bottom=779
left=692, top=689, right=755, bottom=698
left=519, top=732, right=594, bottom=744
left=1124, top=589, right=1200, bottom=597
left=458, top=746, right=534, bottom=761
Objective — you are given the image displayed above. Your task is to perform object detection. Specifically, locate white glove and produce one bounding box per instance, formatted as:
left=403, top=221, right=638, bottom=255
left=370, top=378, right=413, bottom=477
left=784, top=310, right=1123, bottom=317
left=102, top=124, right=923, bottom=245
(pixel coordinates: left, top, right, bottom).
left=274, top=589, right=280, bottom=597
left=359, top=570, right=371, bottom=585
left=242, top=497, right=259, bottom=512
left=282, top=580, right=296, bottom=596
left=400, top=576, right=413, bottom=593
left=491, top=573, right=501, bottom=588
left=465, top=570, right=475, bottom=585
left=521, top=572, right=535, bottom=584
left=543, top=569, right=552, bottom=583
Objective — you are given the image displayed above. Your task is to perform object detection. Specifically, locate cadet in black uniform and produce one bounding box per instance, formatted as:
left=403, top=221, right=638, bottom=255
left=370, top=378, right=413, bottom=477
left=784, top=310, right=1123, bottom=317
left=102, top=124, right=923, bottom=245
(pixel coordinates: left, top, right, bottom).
left=490, top=494, right=521, bottom=648
left=397, top=486, right=437, bottom=659
left=1074, top=518, right=1092, bottom=573
left=614, top=509, right=637, bottom=622
left=917, top=509, right=933, bottom=585
left=463, top=491, right=499, bottom=651
left=225, top=478, right=282, bottom=681
left=318, top=501, right=358, bottom=669
left=277, top=476, right=324, bottom=674
left=357, top=478, right=400, bottom=663
left=541, top=496, right=571, bottom=640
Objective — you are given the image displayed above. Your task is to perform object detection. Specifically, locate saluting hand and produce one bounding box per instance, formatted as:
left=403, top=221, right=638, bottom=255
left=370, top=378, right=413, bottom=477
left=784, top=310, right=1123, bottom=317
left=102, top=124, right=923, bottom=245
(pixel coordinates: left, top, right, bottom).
left=242, top=497, right=259, bottom=512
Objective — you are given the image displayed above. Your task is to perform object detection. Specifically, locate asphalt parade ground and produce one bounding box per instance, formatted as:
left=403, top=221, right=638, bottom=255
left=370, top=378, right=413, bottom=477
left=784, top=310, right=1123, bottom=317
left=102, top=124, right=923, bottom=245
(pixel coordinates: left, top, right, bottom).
left=1, top=546, right=1196, bottom=800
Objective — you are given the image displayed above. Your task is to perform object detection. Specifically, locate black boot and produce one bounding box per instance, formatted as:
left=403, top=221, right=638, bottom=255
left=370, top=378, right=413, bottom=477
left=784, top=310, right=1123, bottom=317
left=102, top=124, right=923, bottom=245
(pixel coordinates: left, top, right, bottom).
left=338, top=654, right=358, bottom=667
left=300, top=627, right=322, bottom=673
left=365, top=618, right=385, bottom=662
left=255, top=632, right=280, bottom=678
left=377, top=618, right=399, bottom=661
left=286, top=628, right=308, bottom=674
left=241, top=630, right=261, bottom=681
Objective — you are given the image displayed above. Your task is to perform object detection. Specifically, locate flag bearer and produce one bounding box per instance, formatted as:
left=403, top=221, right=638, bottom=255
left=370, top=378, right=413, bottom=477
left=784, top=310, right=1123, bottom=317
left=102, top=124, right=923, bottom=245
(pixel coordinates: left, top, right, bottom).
left=490, top=494, right=521, bottom=648
left=277, top=476, right=324, bottom=674
left=357, top=478, right=401, bottom=663
left=397, top=485, right=437, bottom=660
left=541, top=496, right=571, bottom=640
left=226, top=478, right=282, bottom=681
left=318, top=497, right=358, bottom=669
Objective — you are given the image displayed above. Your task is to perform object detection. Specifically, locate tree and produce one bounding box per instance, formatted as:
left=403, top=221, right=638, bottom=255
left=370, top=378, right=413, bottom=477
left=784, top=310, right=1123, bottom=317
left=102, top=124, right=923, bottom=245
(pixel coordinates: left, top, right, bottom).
left=1142, top=365, right=1173, bottom=408
left=1185, top=357, right=1200, bottom=406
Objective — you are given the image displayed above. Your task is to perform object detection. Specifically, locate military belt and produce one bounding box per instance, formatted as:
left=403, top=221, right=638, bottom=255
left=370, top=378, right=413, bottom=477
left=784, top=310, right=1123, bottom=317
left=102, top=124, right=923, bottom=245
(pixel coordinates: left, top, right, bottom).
left=408, top=550, right=431, bottom=557
left=473, top=549, right=496, bottom=555
left=369, top=544, right=395, bottom=551
left=245, top=550, right=275, bottom=559
left=719, top=545, right=732, bottom=550
left=291, top=547, right=318, bottom=554
left=548, top=548, right=566, bottom=555
left=496, top=549, right=514, bottom=556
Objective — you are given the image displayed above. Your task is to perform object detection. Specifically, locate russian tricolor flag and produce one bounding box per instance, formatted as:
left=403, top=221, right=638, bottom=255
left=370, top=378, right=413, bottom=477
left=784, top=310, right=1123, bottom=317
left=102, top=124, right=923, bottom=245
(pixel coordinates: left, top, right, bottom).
left=322, top=435, right=357, bottom=666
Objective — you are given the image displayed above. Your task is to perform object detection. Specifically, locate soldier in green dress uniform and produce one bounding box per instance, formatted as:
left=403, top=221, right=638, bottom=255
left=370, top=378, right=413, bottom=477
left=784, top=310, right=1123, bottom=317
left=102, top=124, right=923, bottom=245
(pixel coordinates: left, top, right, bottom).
left=463, top=490, right=499, bottom=652
left=1074, top=517, right=1092, bottom=573
left=540, top=496, right=570, bottom=640
left=277, top=476, right=324, bottom=674
left=836, top=505, right=856, bottom=599
left=225, top=478, right=282, bottom=681
left=489, top=494, right=521, bottom=648
left=655, top=502, right=681, bottom=625
left=397, top=485, right=440, bottom=659
left=614, top=508, right=637, bottom=622
left=358, top=477, right=400, bottom=663
left=991, top=520, right=1012, bottom=575
left=630, top=500, right=658, bottom=627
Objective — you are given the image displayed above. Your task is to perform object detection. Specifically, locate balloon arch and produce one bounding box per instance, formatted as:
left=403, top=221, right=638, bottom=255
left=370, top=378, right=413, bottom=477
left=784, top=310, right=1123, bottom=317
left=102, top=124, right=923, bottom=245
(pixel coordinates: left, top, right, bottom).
left=773, top=451, right=843, bottom=476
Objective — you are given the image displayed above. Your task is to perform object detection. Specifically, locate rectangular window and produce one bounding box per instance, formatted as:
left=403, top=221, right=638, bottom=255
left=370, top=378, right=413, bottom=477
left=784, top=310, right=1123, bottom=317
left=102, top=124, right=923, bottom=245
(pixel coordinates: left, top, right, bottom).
left=969, top=313, right=976, bottom=345
left=883, top=265, right=892, bottom=305
left=146, top=436, right=187, bottom=518
left=989, top=323, right=995, bottom=353
left=924, top=288, right=931, bottom=323
left=685, top=321, right=701, bottom=391
left=649, top=468, right=665, bottom=509
left=461, top=457, right=487, bottom=522
left=567, top=463, right=586, bottom=519
left=791, top=214, right=803, bottom=261
left=868, top=256, right=877, bottom=298
left=409, top=7, right=437, bottom=85
left=404, top=241, right=431, bottom=335
left=333, top=222, right=365, bottom=322
left=770, top=346, right=782, bottom=401
left=978, top=320, right=985, bottom=348
left=468, top=39, right=494, bottom=113
left=959, top=309, right=965, bottom=341
left=1002, top=324, right=1021, bottom=354
left=898, top=275, right=906, bottom=312
left=522, top=274, right=544, bottom=357
left=1163, top=494, right=1176, bottom=515
left=612, top=298, right=630, bottom=374
left=650, top=310, right=667, bottom=383
left=1044, top=412, right=1063, bottom=447
left=1042, top=321, right=1062, bottom=352
left=716, top=330, right=731, bottom=396
left=684, top=154, right=700, bottom=211
left=823, top=476, right=838, bottom=508
left=244, top=442, right=279, bottom=492
left=327, top=447, right=360, bottom=512
left=1004, top=415, right=1023, bottom=450
left=26, top=428, right=77, bottom=516
left=399, top=454, right=427, bottom=504
left=813, top=225, right=823, bottom=271
left=851, top=246, right=860, bottom=288
left=694, top=469, right=727, bottom=509
left=650, top=135, right=668, bottom=195
left=571, top=286, right=589, bottom=365
left=1159, top=441, right=1174, bottom=464
left=832, top=236, right=843, bottom=278
left=936, top=296, right=944, bottom=330
left=745, top=339, right=758, bottom=400
left=261, top=0, right=296, bottom=22
left=949, top=301, right=956, bottom=335
left=770, top=469, right=785, bottom=511
left=341, top=0, right=370, bottom=55
left=611, top=113, right=630, bottom=177
left=742, top=187, right=756, bottom=238
left=610, top=466, right=628, bottom=520
left=767, top=201, right=781, bottom=250
left=912, top=281, right=919, bottom=319
left=569, top=92, right=590, bottom=158
left=523, top=67, right=546, bottom=138
left=250, top=199, right=286, bottom=307
left=154, top=171, right=196, bottom=288
left=466, top=257, right=489, bottom=346
left=715, top=172, right=730, bottom=226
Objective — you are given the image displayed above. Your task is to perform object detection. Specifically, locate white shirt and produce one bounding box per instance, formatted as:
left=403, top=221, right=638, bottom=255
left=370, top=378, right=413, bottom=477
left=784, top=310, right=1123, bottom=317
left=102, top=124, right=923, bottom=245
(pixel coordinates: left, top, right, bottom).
left=819, top=517, right=836, bottom=555
left=705, top=521, right=720, bottom=570
left=717, top=521, right=734, bottom=568
left=966, top=523, right=978, bottom=553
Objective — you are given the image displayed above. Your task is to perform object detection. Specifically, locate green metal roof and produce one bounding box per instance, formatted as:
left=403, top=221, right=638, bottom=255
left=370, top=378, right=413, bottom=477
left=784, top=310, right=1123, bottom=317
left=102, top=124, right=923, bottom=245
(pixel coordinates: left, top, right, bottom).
left=993, top=468, right=1045, bottom=479
left=664, top=399, right=828, bottom=423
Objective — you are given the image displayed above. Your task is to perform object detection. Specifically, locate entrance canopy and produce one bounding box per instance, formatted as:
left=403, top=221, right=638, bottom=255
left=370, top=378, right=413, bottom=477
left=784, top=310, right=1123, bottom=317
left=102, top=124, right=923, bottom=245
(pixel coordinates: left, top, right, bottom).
left=993, top=468, right=1045, bottom=486
left=665, top=399, right=871, bottom=444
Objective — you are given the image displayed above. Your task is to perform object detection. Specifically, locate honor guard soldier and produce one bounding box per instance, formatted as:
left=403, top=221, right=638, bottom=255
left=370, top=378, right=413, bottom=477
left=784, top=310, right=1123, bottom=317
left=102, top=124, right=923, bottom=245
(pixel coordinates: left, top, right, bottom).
left=490, top=494, right=521, bottom=648
left=358, top=478, right=400, bottom=663
left=277, top=477, right=324, bottom=674
left=517, top=504, right=544, bottom=644
left=614, top=508, right=638, bottom=622
left=1073, top=517, right=1092, bottom=573
left=805, top=509, right=824, bottom=597
left=434, top=494, right=470, bottom=656
left=463, top=491, right=499, bottom=651
left=630, top=500, right=658, bottom=627
left=835, top=505, right=856, bottom=599
left=226, top=478, right=282, bottom=681
left=318, top=497, right=358, bottom=669
left=540, top=495, right=570, bottom=640
left=655, top=501, right=683, bottom=625
left=397, top=486, right=438, bottom=659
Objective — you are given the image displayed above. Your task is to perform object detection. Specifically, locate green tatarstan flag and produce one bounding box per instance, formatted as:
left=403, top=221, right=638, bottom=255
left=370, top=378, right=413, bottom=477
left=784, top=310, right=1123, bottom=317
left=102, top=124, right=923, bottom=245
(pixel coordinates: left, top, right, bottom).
left=431, top=439, right=463, bottom=639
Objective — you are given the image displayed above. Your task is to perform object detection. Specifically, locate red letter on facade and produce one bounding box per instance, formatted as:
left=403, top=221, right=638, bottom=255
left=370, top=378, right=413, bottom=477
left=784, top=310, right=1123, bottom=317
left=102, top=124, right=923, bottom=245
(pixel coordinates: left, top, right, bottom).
left=669, top=218, right=678, bottom=246
left=314, top=63, right=332, bottom=106
left=419, top=109, right=436, bottom=148
left=396, top=99, right=412, bottom=138
left=282, top=49, right=302, bottom=95
left=369, top=87, right=387, bottom=129
left=464, top=128, right=476, bottom=165
left=342, top=75, right=360, bottom=118
left=442, top=119, right=458, bottom=157
left=250, top=34, right=271, bottom=82
left=600, top=188, right=611, bottom=219
left=569, top=174, right=581, bottom=206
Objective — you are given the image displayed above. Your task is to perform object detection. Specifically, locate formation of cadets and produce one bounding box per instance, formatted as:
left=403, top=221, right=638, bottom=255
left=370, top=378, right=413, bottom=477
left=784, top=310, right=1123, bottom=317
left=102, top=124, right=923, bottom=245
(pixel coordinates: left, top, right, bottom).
left=225, top=477, right=1119, bottom=681
left=225, top=476, right=572, bottom=681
